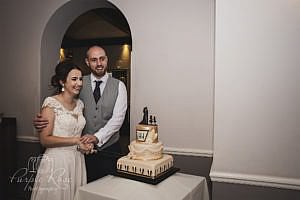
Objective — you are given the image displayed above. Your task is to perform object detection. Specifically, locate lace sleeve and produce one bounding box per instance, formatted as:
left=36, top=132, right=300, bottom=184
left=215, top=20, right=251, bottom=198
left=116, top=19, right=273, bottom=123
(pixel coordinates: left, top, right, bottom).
left=41, top=97, right=62, bottom=113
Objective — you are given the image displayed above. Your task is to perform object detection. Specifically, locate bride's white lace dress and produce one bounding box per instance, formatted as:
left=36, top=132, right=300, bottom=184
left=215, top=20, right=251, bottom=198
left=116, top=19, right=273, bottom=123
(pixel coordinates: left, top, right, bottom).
left=31, top=97, right=86, bottom=200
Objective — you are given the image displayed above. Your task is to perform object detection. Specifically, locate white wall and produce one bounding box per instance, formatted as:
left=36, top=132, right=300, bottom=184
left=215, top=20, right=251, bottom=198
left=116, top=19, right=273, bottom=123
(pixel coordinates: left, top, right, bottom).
left=0, top=0, right=214, bottom=156
left=113, top=0, right=215, bottom=155
left=210, top=0, right=300, bottom=190
left=0, top=0, right=66, bottom=139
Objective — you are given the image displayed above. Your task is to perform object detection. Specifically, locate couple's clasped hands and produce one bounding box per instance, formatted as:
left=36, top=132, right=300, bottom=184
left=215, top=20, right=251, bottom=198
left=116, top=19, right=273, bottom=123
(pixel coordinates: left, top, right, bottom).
left=33, top=114, right=99, bottom=155
left=77, top=134, right=99, bottom=155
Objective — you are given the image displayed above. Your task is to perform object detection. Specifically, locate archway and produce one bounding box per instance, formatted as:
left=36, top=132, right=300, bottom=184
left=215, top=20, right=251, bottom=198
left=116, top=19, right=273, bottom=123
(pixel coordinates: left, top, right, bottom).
left=41, top=0, right=132, bottom=153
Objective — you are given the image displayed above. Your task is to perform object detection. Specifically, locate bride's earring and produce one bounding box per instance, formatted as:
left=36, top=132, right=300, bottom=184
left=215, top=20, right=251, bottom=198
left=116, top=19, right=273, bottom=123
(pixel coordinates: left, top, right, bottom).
left=61, top=84, right=65, bottom=92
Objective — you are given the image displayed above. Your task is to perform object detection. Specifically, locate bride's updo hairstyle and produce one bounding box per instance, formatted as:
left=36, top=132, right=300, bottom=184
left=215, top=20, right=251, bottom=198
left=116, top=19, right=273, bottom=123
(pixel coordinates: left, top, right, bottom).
left=51, top=61, right=82, bottom=94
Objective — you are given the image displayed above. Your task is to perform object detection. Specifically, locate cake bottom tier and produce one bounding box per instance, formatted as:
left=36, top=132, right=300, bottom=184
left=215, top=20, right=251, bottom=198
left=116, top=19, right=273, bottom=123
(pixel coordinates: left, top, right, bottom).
left=117, top=154, right=173, bottom=179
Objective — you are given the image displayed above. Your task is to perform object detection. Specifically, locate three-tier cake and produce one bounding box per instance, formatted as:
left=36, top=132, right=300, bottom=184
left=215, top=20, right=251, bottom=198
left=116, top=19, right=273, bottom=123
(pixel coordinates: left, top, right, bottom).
left=117, top=107, right=174, bottom=179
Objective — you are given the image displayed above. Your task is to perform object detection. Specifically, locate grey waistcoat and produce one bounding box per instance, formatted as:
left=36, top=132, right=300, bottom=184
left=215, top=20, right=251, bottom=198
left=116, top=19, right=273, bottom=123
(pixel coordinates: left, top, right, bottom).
left=79, top=75, right=120, bottom=149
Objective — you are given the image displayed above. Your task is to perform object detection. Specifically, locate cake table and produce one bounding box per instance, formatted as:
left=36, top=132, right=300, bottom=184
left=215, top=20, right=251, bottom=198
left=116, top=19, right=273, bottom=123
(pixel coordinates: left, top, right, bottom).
left=74, top=172, right=209, bottom=200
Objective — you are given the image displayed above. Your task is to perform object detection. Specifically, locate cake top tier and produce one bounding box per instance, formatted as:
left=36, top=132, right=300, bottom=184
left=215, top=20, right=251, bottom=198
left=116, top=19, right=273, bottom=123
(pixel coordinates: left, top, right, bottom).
left=136, top=124, right=158, bottom=143
left=136, top=107, right=158, bottom=143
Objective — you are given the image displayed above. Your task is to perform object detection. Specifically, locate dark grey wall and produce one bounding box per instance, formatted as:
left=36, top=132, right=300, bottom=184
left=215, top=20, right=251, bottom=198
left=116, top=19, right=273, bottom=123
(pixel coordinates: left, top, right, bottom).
left=212, top=181, right=300, bottom=200
left=1, top=118, right=17, bottom=200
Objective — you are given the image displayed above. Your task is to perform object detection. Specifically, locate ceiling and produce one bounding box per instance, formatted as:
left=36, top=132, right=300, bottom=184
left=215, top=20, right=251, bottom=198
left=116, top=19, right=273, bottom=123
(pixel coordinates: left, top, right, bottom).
left=62, top=8, right=131, bottom=48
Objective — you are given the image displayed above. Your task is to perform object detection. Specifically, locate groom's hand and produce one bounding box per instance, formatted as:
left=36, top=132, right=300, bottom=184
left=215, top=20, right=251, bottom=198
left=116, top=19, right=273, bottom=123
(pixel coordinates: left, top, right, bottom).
left=80, top=134, right=99, bottom=145
left=33, top=113, right=49, bottom=132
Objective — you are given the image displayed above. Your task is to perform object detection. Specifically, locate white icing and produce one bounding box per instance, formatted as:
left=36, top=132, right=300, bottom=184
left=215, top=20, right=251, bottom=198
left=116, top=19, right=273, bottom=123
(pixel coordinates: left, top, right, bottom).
left=128, top=141, right=163, bottom=160
left=117, top=154, right=174, bottom=178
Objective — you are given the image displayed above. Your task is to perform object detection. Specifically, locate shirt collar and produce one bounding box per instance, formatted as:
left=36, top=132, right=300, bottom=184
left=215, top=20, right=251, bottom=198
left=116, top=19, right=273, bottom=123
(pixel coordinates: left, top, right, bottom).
left=90, top=73, right=108, bottom=84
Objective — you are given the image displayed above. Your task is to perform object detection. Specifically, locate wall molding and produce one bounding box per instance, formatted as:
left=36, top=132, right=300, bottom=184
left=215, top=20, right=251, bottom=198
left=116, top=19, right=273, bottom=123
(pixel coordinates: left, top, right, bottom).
left=210, top=171, right=300, bottom=191
left=17, top=135, right=40, bottom=143
left=16, top=137, right=214, bottom=158
left=164, top=147, right=213, bottom=157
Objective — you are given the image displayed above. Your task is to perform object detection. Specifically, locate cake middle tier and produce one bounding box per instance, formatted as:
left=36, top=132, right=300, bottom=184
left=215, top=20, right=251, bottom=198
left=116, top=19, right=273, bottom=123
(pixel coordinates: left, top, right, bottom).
left=128, top=141, right=163, bottom=160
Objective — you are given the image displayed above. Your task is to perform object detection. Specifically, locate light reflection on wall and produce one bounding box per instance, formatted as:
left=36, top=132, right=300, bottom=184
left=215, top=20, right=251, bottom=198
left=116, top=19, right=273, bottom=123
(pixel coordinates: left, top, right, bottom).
left=59, top=48, right=65, bottom=61
left=121, top=44, right=130, bottom=59
left=59, top=48, right=73, bottom=62
left=117, top=44, right=131, bottom=69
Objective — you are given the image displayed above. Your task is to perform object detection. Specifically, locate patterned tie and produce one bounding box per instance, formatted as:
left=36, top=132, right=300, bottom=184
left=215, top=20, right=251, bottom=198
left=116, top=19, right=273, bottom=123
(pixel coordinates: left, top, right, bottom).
left=93, top=80, right=102, bottom=103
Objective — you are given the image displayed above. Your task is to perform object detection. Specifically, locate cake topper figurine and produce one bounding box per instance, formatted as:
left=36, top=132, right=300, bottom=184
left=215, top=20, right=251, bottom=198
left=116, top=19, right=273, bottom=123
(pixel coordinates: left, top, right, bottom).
left=149, top=115, right=153, bottom=124
left=139, top=107, right=148, bottom=125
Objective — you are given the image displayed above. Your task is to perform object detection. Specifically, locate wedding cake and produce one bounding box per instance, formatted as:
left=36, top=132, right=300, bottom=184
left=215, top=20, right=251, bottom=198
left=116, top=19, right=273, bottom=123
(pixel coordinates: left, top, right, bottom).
left=117, top=107, right=174, bottom=179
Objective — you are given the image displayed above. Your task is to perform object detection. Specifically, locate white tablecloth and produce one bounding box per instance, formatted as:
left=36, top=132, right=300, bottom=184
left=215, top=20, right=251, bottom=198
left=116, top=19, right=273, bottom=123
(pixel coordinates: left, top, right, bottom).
left=75, top=173, right=209, bottom=200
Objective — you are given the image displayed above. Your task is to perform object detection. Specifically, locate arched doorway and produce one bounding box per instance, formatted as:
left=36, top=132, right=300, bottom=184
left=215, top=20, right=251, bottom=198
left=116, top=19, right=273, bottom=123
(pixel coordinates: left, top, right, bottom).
left=41, top=0, right=132, bottom=154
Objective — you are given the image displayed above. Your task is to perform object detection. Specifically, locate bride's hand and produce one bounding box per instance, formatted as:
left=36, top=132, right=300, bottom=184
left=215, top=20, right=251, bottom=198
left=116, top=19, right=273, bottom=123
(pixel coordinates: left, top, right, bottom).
left=77, top=142, right=96, bottom=154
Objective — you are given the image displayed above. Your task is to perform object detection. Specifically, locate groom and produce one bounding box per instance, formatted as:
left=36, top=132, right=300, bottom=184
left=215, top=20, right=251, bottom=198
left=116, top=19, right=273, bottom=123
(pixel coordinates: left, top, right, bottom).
left=34, top=45, right=127, bottom=182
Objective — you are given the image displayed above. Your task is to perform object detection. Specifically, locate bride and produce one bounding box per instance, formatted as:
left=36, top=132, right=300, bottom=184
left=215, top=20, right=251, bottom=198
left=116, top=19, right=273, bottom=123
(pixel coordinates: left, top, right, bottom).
left=31, top=61, right=93, bottom=200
